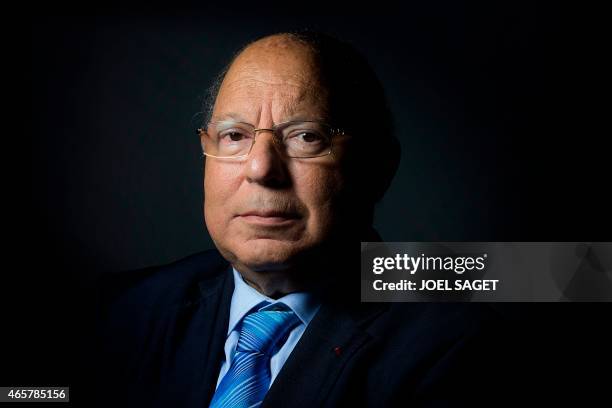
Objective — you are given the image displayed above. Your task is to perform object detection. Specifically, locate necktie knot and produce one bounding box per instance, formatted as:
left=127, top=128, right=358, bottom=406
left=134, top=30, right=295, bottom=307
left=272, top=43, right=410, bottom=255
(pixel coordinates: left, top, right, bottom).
left=236, top=304, right=301, bottom=355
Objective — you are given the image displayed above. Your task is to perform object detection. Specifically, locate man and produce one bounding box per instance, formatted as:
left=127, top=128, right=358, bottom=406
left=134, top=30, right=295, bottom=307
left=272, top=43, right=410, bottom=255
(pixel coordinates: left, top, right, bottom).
left=89, top=31, right=520, bottom=407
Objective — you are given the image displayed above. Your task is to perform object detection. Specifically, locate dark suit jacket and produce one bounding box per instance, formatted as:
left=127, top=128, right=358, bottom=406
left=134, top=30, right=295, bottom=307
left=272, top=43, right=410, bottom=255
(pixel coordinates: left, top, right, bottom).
left=84, top=249, right=524, bottom=408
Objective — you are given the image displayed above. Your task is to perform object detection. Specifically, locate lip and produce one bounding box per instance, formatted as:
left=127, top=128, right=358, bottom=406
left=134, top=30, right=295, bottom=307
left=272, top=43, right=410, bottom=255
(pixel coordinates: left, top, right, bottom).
left=237, top=211, right=300, bottom=226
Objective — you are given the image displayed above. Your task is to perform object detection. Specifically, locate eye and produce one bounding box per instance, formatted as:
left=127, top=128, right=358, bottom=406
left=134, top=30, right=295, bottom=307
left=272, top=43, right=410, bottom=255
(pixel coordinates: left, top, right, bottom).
left=295, top=132, right=324, bottom=143
left=227, top=132, right=244, bottom=142
left=218, top=129, right=250, bottom=143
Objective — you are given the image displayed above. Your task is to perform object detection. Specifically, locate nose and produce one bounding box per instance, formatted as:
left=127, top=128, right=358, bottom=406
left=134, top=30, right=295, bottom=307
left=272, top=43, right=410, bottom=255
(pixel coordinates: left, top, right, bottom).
left=243, top=130, right=290, bottom=188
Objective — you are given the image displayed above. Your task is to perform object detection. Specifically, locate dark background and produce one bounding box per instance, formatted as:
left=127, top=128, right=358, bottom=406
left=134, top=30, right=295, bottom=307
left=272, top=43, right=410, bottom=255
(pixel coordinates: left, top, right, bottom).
left=13, top=1, right=611, bottom=405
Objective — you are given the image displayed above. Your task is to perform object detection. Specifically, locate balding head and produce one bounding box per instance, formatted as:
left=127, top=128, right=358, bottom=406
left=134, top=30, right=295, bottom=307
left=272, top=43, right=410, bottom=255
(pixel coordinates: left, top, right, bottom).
left=228, top=33, right=320, bottom=80
left=212, top=34, right=330, bottom=128
left=239, top=32, right=316, bottom=58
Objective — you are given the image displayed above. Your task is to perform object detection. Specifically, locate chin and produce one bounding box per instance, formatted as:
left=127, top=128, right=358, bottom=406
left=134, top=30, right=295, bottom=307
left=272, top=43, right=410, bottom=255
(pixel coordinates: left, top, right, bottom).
left=226, top=238, right=311, bottom=272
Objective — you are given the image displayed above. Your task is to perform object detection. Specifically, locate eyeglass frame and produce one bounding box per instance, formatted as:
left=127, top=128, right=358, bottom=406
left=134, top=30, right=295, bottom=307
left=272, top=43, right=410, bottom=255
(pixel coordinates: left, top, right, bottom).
left=197, top=119, right=347, bottom=159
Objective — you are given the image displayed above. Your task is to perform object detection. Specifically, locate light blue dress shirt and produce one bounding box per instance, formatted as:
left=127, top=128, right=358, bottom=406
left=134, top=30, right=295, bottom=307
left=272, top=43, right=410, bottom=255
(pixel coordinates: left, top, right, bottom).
left=215, top=268, right=322, bottom=390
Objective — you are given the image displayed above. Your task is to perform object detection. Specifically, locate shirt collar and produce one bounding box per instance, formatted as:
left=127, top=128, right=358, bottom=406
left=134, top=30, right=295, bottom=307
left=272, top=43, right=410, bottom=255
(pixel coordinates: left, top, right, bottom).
left=227, top=267, right=321, bottom=335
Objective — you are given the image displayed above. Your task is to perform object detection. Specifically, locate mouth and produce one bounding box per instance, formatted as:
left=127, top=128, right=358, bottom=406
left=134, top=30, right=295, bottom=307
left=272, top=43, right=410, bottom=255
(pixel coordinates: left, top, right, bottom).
left=237, top=210, right=301, bottom=226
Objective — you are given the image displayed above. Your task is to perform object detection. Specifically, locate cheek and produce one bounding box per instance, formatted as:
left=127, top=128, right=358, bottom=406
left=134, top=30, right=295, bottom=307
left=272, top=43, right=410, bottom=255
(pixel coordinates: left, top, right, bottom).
left=291, top=164, right=345, bottom=227
left=204, top=162, right=240, bottom=229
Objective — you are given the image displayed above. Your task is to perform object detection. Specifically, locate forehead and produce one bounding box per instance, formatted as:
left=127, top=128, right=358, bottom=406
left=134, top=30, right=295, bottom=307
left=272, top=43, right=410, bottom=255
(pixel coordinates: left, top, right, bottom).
left=212, top=43, right=329, bottom=122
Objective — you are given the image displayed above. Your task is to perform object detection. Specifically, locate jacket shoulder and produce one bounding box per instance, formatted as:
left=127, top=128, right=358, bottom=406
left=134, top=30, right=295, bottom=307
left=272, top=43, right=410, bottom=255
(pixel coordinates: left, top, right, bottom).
left=366, top=302, right=515, bottom=405
left=86, top=250, right=230, bottom=405
left=97, top=249, right=230, bottom=310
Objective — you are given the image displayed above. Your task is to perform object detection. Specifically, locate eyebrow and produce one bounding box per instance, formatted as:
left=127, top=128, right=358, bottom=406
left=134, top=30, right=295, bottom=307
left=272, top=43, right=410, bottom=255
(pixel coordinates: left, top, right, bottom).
left=210, top=112, right=329, bottom=125
left=210, top=112, right=250, bottom=123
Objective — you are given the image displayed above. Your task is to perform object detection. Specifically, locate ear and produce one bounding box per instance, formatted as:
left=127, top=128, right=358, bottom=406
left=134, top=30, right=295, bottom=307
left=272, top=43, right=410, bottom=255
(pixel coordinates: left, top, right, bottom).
left=197, top=128, right=206, bottom=157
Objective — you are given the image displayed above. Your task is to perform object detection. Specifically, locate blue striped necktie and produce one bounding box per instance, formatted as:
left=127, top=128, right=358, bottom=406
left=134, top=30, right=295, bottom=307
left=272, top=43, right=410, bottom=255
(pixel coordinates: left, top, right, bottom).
left=209, top=302, right=301, bottom=408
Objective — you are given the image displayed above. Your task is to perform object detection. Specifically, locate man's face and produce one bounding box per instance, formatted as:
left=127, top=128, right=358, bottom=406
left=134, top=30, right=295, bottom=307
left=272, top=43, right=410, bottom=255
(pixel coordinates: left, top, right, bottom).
left=202, top=38, right=351, bottom=272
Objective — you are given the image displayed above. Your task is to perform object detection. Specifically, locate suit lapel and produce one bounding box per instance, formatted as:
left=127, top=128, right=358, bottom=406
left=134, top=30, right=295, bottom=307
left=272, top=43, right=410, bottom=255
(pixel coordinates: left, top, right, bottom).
left=262, top=300, right=388, bottom=408
left=196, top=267, right=235, bottom=407
left=156, top=265, right=234, bottom=408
